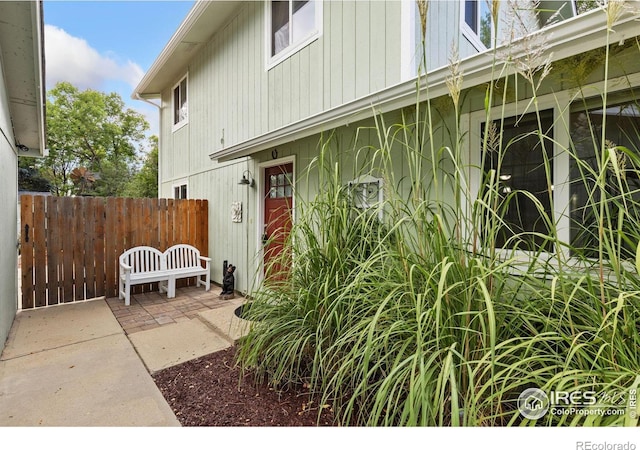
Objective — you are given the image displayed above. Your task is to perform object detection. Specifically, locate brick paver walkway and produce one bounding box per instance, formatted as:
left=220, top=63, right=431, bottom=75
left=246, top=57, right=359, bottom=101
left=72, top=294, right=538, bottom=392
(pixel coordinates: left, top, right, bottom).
left=106, top=284, right=238, bottom=335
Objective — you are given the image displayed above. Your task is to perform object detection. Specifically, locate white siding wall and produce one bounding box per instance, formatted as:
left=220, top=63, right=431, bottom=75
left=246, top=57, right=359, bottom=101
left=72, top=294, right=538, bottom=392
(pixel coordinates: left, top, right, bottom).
left=0, top=57, right=18, bottom=348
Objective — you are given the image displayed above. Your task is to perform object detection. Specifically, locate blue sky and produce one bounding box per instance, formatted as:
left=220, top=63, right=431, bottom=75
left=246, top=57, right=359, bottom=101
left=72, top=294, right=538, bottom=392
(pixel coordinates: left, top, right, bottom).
left=44, top=0, right=196, bottom=136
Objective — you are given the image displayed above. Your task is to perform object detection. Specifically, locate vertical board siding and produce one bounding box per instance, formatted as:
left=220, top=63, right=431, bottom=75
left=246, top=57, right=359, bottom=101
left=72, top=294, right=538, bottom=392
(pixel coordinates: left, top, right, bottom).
left=342, top=1, right=356, bottom=104
left=329, top=0, right=343, bottom=108
left=174, top=0, right=404, bottom=163
left=355, top=0, right=371, bottom=98
left=385, top=0, right=401, bottom=83
left=20, top=197, right=209, bottom=308
left=186, top=159, right=251, bottom=290
left=369, top=0, right=387, bottom=93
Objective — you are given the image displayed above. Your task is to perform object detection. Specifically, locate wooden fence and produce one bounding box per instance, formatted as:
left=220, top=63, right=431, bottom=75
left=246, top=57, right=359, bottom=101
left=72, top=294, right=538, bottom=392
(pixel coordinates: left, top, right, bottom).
left=20, top=196, right=208, bottom=309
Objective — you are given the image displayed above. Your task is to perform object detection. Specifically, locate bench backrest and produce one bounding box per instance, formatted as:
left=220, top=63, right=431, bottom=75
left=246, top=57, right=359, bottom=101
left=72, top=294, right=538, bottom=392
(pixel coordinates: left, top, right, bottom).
left=164, top=244, right=202, bottom=270
left=120, top=246, right=165, bottom=274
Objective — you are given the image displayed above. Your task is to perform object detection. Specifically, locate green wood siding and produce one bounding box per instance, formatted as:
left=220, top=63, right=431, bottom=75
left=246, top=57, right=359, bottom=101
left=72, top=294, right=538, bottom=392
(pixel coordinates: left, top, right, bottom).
left=0, top=60, right=18, bottom=347
left=157, top=0, right=556, bottom=292
left=159, top=1, right=405, bottom=165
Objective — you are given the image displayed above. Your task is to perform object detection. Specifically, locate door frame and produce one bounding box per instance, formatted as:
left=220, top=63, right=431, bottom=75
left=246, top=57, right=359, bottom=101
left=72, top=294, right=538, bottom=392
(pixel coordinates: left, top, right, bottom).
left=255, top=155, right=296, bottom=284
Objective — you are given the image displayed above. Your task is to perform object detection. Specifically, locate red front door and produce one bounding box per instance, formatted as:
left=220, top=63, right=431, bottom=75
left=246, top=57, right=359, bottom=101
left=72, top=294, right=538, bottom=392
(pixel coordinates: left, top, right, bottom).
left=263, top=163, right=293, bottom=279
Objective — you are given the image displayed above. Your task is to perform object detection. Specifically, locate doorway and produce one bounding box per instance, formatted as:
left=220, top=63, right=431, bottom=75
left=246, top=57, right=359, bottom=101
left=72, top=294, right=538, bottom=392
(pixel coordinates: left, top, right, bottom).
left=262, top=163, right=293, bottom=279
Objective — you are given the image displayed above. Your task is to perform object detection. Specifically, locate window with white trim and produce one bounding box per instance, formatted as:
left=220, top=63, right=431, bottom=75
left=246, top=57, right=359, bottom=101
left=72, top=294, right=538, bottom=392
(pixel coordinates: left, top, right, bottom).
left=268, top=0, right=321, bottom=65
left=469, top=85, right=640, bottom=260
left=569, top=95, right=640, bottom=258
left=479, top=109, right=555, bottom=251
left=462, top=0, right=493, bottom=50
left=172, top=76, right=188, bottom=128
left=173, top=183, right=187, bottom=199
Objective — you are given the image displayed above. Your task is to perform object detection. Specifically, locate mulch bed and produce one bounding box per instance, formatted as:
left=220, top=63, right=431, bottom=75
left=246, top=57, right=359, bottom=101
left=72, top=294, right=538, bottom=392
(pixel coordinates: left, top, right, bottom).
left=152, top=346, right=337, bottom=426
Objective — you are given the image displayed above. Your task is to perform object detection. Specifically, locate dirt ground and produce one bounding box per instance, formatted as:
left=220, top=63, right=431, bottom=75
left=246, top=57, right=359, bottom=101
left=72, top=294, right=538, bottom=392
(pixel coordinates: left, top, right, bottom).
left=152, top=346, right=336, bottom=426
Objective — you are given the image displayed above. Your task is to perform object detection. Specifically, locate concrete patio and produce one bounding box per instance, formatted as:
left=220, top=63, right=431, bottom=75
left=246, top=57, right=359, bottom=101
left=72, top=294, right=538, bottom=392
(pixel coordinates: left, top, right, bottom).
left=0, top=285, right=249, bottom=426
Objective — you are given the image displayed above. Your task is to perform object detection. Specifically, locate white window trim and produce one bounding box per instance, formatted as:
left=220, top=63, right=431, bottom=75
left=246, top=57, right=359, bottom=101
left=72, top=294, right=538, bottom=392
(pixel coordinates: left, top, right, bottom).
left=459, top=75, right=640, bottom=271
left=265, top=0, right=323, bottom=71
left=460, top=0, right=492, bottom=52
left=171, top=74, right=189, bottom=132
left=172, top=180, right=189, bottom=199
left=464, top=92, right=571, bottom=262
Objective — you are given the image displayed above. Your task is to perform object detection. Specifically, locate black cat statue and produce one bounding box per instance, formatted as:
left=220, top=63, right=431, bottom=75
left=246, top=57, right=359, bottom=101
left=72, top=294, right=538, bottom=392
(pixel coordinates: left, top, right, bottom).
left=220, top=264, right=236, bottom=299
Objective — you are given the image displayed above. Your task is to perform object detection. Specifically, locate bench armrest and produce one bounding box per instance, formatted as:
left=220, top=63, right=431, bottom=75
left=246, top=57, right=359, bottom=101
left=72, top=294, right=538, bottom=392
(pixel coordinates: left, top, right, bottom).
left=120, top=262, right=132, bottom=272
left=199, top=256, right=211, bottom=269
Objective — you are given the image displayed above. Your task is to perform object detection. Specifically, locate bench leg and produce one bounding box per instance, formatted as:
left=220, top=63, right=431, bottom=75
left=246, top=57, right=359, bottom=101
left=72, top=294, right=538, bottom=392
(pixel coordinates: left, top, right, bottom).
left=167, top=277, right=176, bottom=298
left=119, top=277, right=123, bottom=299
left=196, top=272, right=210, bottom=291
left=125, top=284, right=130, bottom=306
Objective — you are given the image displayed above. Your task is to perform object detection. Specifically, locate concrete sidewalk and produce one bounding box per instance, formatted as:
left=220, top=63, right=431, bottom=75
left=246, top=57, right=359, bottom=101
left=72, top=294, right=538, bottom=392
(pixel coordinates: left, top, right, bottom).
left=0, top=295, right=249, bottom=426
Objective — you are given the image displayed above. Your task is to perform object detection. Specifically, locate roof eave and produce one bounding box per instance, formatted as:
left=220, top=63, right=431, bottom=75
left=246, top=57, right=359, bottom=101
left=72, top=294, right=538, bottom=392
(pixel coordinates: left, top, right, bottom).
left=1, top=1, right=47, bottom=158
left=133, top=0, right=242, bottom=99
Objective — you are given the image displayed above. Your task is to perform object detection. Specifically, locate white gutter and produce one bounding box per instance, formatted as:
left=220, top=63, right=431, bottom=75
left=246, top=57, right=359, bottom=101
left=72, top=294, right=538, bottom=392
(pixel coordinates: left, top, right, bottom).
left=134, top=93, right=161, bottom=109
left=34, top=0, right=46, bottom=156
left=210, top=6, right=640, bottom=162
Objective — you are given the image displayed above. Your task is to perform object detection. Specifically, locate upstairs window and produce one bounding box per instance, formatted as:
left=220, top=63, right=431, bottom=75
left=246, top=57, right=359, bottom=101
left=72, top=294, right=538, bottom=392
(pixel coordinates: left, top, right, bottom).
left=462, top=0, right=493, bottom=50
left=269, top=0, right=321, bottom=66
left=173, top=183, right=187, bottom=199
left=172, top=76, right=188, bottom=129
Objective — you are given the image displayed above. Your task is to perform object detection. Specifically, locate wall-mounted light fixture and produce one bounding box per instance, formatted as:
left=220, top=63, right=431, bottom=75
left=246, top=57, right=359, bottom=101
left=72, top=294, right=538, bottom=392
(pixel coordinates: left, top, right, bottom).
left=238, top=170, right=255, bottom=187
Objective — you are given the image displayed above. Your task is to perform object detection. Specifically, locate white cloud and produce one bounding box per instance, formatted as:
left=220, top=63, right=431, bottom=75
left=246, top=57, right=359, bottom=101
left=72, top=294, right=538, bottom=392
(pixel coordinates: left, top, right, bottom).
left=44, top=24, right=144, bottom=91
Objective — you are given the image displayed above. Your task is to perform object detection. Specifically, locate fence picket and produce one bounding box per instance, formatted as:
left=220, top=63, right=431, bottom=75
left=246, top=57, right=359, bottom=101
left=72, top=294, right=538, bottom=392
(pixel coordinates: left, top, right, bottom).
left=105, top=197, right=117, bottom=298
left=33, top=196, right=47, bottom=306
left=61, top=198, right=74, bottom=302
left=84, top=198, right=96, bottom=299
left=72, top=197, right=84, bottom=301
left=20, top=196, right=34, bottom=308
left=95, top=199, right=106, bottom=297
left=46, top=196, right=61, bottom=305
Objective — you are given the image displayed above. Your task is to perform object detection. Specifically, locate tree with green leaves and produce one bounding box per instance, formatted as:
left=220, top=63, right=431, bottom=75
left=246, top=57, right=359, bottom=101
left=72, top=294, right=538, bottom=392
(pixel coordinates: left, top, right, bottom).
left=122, top=135, right=159, bottom=198
left=40, top=82, right=149, bottom=196
left=18, top=157, right=51, bottom=192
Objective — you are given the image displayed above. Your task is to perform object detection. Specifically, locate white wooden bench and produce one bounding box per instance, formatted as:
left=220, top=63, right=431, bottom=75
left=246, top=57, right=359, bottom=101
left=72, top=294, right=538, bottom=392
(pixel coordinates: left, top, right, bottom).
left=119, top=244, right=211, bottom=306
left=119, top=246, right=171, bottom=306
left=163, top=244, right=211, bottom=298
